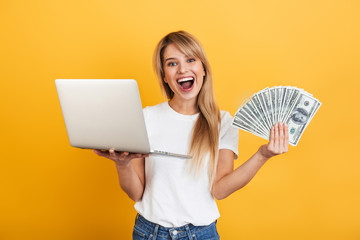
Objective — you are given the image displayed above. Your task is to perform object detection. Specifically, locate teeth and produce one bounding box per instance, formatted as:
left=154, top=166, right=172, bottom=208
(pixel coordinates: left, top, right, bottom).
left=177, top=77, right=194, bottom=83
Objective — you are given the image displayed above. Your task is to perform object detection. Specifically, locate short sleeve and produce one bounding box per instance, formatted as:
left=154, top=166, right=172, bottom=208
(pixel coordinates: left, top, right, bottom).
left=219, top=111, right=239, bottom=160
left=142, top=106, right=152, bottom=134
left=143, top=106, right=150, bottom=122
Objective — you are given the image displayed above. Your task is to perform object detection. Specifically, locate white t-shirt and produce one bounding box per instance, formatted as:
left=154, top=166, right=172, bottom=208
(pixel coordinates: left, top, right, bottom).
left=134, top=102, right=239, bottom=227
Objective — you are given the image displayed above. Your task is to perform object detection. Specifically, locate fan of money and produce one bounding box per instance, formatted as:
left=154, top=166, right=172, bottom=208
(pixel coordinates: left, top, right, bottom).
left=232, top=86, right=321, bottom=146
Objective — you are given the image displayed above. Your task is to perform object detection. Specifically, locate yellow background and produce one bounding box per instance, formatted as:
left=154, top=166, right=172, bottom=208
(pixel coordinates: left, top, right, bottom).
left=1, top=0, right=359, bottom=239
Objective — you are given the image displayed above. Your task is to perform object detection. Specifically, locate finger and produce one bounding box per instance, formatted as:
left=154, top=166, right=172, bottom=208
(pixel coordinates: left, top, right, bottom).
left=128, top=153, right=143, bottom=159
left=279, top=123, right=284, bottom=153
left=120, top=151, right=129, bottom=157
left=284, top=123, right=289, bottom=152
left=274, top=123, right=279, bottom=151
left=93, top=149, right=110, bottom=158
left=109, top=148, right=118, bottom=159
left=269, top=124, right=275, bottom=149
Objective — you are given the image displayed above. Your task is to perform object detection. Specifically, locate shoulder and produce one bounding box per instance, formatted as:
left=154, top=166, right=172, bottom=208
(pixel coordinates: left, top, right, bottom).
left=220, top=110, right=233, bottom=127
left=219, top=110, right=237, bottom=137
left=219, top=110, right=239, bottom=158
left=143, top=102, right=169, bottom=122
left=220, top=110, right=233, bottom=119
left=143, top=102, right=167, bottom=114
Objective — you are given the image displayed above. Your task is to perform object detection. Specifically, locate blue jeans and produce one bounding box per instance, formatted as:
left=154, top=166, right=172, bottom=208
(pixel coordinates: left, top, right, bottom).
left=132, top=214, right=220, bottom=240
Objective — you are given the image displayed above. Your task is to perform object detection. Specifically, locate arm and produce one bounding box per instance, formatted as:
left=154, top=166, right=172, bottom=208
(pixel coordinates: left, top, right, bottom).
left=211, top=122, right=289, bottom=200
left=94, top=149, right=148, bottom=202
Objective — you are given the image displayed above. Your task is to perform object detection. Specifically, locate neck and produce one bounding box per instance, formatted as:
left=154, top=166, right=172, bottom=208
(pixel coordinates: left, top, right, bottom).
left=168, top=97, right=199, bottom=115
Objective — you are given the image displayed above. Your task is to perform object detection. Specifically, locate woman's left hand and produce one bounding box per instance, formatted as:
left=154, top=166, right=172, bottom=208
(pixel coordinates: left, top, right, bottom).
left=258, top=122, right=289, bottom=159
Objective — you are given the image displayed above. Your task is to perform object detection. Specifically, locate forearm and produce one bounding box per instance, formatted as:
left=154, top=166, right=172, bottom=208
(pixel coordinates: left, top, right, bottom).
left=115, top=162, right=144, bottom=202
left=214, top=150, right=269, bottom=200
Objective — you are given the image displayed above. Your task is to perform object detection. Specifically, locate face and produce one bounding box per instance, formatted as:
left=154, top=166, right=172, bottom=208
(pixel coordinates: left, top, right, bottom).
left=162, top=43, right=205, bottom=103
left=293, top=112, right=307, bottom=124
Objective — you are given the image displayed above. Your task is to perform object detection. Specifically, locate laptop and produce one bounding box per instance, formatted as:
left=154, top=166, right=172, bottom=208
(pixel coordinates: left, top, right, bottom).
left=55, top=79, right=191, bottom=159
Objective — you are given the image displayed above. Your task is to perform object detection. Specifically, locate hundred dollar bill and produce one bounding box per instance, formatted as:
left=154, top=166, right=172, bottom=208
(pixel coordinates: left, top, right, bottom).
left=279, top=87, right=291, bottom=122
left=281, top=86, right=312, bottom=122
left=278, top=86, right=289, bottom=122
left=242, top=102, right=269, bottom=134
left=284, top=93, right=321, bottom=146
left=235, top=108, right=268, bottom=136
left=234, top=112, right=268, bottom=137
left=307, top=101, right=321, bottom=123
left=262, top=89, right=274, bottom=127
left=233, top=116, right=269, bottom=140
left=256, top=90, right=272, bottom=130
left=232, top=122, right=269, bottom=141
left=275, top=86, right=283, bottom=122
left=281, top=87, right=300, bottom=123
left=281, top=87, right=295, bottom=120
left=283, top=88, right=301, bottom=122
left=250, top=94, right=271, bottom=131
left=270, top=87, right=276, bottom=125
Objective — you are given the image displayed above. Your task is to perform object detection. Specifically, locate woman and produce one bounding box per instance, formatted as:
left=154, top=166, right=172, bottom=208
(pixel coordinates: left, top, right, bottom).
left=94, top=31, right=289, bottom=240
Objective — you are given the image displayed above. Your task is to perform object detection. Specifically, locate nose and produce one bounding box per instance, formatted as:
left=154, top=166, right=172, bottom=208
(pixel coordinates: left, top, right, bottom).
left=177, top=62, right=187, bottom=74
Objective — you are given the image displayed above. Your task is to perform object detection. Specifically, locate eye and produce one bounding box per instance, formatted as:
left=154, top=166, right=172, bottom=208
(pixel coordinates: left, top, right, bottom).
left=167, top=62, right=177, bottom=67
left=187, top=58, right=196, bottom=63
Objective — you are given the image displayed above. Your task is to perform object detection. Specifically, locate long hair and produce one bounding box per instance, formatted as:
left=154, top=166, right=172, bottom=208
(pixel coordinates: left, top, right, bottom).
left=153, top=31, right=221, bottom=190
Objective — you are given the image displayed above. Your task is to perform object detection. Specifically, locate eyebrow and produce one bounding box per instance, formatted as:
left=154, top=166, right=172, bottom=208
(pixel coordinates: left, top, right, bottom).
left=164, top=57, right=177, bottom=62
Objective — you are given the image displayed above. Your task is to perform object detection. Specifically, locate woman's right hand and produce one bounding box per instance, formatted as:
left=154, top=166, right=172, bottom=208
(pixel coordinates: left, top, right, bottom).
left=93, top=148, right=149, bottom=167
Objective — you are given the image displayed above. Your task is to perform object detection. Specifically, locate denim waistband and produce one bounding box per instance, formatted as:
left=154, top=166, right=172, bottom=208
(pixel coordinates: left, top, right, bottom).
left=134, top=214, right=217, bottom=239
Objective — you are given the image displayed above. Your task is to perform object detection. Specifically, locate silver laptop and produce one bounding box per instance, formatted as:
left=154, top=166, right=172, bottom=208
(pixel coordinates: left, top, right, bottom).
left=55, top=79, right=191, bottom=159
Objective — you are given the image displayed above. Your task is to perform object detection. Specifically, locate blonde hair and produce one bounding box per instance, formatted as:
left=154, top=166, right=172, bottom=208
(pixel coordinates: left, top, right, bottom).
left=153, top=31, right=221, bottom=190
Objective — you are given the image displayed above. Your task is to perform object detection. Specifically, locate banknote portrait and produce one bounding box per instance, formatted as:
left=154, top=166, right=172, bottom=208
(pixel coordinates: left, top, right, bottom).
left=290, top=108, right=309, bottom=125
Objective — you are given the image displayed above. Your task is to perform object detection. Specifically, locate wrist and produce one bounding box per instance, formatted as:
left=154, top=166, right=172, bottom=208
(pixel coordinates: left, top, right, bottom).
left=257, top=146, right=272, bottom=162
left=115, top=160, right=132, bottom=169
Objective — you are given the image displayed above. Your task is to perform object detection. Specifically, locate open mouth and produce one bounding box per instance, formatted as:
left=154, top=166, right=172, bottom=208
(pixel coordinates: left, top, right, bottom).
left=177, top=77, right=194, bottom=91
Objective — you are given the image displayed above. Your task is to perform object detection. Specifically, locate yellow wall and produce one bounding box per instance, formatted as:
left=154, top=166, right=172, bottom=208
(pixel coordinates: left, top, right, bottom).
left=1, top=0, right=359, bottom=239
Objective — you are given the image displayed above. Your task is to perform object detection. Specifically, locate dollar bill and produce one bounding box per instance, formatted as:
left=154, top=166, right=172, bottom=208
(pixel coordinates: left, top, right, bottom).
left=234, top=109, right=268, bottom=136
left=285, top=93, right=321, bottom=146
left=274, top=87, right=282, bottom=122
left=256, top=90, right=272, bottom=130
left=233, top=115, right=269, bottom=140
left=281, top=87, right=298, bottom=122
left=269, top=87, right=276, bottom=126
left=263, top=89, right=274, bottom=127
left=250, top=94, right=271, bottom=131
left=243, top=102, right=269, bottom=134
left=278, top=86, right=288, bottom=122
left=233, top=86, right=321, bottom=146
